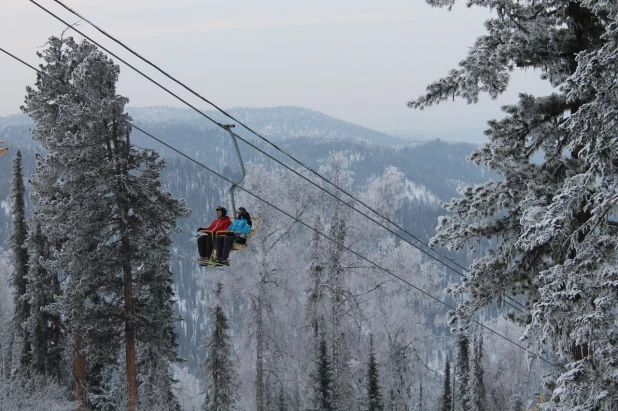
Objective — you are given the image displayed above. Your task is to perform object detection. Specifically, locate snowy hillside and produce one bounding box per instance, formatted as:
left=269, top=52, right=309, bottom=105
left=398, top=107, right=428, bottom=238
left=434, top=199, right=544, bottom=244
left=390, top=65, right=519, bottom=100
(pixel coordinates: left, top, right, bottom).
left=1, top=109, right=519, bottom=410
left=126, top=105, right=408, bottom=145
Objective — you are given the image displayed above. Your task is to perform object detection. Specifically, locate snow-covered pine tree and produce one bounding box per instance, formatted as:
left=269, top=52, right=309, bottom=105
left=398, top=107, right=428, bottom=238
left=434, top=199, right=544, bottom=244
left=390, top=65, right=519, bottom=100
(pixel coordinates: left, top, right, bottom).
left=25, top=223, right=63, bottom=379
left=319, top=152, right=355, bottom=410
left=455, top=332, right=470, bottom=410
left=511, top=396, right=524, bottom=411
left=440, top=359, right=452, bottom=411
left=311, top=335, right=334, bottom=411
left=384, top=333, right=413, bottom=411
left=0, top=370, right=77, bottom=410
left=136, top=271, right=183, bottom=411
left=306, top=215, right=326, bottom=348
left=277, top=384, right=286, bottom=411
left=468, top=333, right=486, bottom=411
left=410, top=1, right=618, bottom=408
left=366, top=334, right=384, bottom=411
left=8, top=149, right=31, bottom=370
left=0, top=251, right=13, bottom=382
left=22, top=36, right=189, bottom=410
left=202, top=283, right=238, bottom=411
left=418, top=377, right=424, bottom=411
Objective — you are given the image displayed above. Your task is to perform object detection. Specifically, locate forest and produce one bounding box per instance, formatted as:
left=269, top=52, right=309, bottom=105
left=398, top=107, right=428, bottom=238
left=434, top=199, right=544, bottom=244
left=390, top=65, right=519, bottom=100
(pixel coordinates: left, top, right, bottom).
left=2, top=0, right=618, bottom=409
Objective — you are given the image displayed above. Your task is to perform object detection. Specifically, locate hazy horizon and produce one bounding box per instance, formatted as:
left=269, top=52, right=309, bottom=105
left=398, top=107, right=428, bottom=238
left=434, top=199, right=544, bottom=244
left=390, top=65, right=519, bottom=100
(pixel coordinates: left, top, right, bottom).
left=1, top=0, right=554, bottom=144
left=0, top=103, right=490, bottom=144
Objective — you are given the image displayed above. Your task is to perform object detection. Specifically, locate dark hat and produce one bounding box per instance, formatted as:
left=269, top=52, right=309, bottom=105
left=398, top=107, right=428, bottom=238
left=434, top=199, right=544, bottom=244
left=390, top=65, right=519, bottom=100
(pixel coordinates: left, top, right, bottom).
left=237, top=207, right=247, bottom=213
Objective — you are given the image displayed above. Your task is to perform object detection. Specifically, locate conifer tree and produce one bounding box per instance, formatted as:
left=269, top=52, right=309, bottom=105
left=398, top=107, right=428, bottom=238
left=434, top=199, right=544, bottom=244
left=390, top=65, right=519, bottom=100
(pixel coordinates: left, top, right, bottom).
left=455, top=333, right=470, bottom=410
left=25, top=223, right=63, bottom=379
left=23, top=36, right=189, bottom=410
left=202, top=283, right=238, bottom=411
left=385, top=335, right=413, bottom=411
left=468, top=333, right=486, bottom=411
left=277, top=384, right=286, bottom=411
left=440, top=358, right=452, bottom=411
left=366, top=334, right=384, bottom=411
left=418, top=378, right=424, bottom=411
left=306, top=215, right=325, bottom=347
left=320, top=152, right=354, bottom=410
left=411, top=0, right=618, bottom=407
left=311, top=335, right=333, bottom=411
left=8, top=149, right=30, bottom=370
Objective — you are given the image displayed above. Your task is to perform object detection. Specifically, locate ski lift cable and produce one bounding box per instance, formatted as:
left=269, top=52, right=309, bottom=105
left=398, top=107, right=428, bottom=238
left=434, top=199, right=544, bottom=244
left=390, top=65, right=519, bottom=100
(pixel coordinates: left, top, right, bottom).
left=35, top=0, right=527, bottom=313
left=30, top=0, right=527, bottom=313
left=226, top=128, right=525, bottom=313
left=39, top=0, right=529, bottom=313
left=0, top=45, right=551, bottom=366
left=32, top=0, right=527, bottom=314
left=131, top=122, right=547, bottom=363
left=46, top=0, right=470, bottom=277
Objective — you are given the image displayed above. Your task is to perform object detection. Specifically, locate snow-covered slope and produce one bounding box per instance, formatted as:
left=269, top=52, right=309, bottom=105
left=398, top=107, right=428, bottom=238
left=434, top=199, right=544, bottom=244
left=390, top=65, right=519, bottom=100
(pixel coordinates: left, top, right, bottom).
left=126, top=106, right=408, bottom=145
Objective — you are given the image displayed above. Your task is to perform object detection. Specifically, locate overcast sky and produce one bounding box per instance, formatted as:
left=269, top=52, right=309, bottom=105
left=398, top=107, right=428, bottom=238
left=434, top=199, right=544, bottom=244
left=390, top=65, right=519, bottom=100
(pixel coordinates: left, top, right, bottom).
left=1, top=0, right=554, bottom=141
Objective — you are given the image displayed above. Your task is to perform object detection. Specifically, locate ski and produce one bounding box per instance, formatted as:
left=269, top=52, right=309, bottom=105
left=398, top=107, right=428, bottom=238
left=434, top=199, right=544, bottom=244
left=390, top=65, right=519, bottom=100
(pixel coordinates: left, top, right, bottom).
left=176, top=255, right=232, bottom=268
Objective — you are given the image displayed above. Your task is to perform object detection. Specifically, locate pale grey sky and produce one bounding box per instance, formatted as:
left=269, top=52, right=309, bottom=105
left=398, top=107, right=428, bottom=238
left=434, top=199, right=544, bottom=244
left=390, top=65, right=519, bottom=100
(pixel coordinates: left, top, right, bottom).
left=0, top=0, right=554, bottom=141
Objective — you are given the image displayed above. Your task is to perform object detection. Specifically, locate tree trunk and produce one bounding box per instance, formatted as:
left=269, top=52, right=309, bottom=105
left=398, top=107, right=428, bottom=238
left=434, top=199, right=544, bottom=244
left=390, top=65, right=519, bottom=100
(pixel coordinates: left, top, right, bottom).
left=124, top=248, right=137, bottom=411
left=74, top=334, right=87, bottom=411
left=114, top=129, right=138, bottom=411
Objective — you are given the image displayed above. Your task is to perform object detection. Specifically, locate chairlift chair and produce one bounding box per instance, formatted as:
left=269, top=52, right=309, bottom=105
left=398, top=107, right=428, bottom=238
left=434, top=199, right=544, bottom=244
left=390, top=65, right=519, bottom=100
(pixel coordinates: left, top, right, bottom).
left=195, top=125, right=261, bottom=266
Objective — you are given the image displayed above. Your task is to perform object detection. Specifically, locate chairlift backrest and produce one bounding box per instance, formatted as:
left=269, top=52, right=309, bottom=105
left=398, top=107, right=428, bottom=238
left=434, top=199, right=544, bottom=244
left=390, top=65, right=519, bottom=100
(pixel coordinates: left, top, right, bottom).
left=231, top=217, right=261, bottom=251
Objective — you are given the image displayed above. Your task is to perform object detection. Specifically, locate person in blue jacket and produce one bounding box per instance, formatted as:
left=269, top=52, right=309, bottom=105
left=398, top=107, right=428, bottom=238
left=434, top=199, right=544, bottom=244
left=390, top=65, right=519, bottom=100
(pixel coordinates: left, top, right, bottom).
left=213, top=207, right=252, bottom=265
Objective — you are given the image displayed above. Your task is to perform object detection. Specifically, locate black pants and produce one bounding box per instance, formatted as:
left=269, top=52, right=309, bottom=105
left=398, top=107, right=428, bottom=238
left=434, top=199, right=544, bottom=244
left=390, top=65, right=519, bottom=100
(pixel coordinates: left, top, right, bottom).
left=215, top=234, right=238, bottom=259
left=197, top=234, right=214, bottom=259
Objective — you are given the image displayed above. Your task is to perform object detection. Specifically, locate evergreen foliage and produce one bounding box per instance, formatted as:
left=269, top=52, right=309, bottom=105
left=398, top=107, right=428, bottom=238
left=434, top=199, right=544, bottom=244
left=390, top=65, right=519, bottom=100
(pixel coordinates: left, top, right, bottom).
left=321, top=152, right=356, bottom=411
left=412, top=0, right=618, bottom=407
left=366, top=334, right=384, bottom=411
left=511, top=396, right=524, bottom=411
left=440, top=359, right=452, bottom=411
left=311, top=336, right=333, bottom=411
left=455, top=332, right=470, bottom=410
left=0, top=370, right=77, bottom=410
left=306, top=215, right=325, bottom=346
left=468, top=333, right=486, bottom=411
left=25, top=223, right=63, bottom=379
left=202, top=284, right=238, bottom=411
left=8, top=149, right=30, bottom=369
left=22, top=36, right=189, bottom=409
left=277, top=384, right=286, bottom=411
left=385, top=334, right=413, bottom=411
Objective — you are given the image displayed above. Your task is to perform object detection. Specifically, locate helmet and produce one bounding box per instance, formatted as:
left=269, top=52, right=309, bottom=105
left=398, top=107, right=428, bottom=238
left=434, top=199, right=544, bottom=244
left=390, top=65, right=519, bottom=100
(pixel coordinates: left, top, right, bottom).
left=216, top=206, right=228, bottom=217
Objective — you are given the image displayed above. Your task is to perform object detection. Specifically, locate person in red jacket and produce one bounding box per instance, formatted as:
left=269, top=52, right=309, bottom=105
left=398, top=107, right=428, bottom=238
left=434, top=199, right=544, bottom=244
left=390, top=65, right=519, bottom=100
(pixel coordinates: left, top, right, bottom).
left=197, top=206, right=232, bottom=261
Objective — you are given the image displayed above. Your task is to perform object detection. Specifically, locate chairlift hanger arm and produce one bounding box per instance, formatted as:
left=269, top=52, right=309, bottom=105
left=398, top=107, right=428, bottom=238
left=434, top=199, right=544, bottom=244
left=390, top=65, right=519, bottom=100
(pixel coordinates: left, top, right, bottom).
left=223, top=124, right=245, bottom=213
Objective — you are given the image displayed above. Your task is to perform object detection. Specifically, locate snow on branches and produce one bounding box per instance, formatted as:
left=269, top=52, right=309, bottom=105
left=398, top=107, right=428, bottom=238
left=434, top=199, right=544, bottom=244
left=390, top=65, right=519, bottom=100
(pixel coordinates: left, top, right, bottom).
left=415, top=0, right=618, bottom=408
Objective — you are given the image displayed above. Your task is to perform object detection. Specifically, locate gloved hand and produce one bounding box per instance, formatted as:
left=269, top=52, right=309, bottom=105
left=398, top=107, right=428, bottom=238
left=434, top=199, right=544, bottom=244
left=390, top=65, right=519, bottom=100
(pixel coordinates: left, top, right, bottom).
left=197, top=227, right=205, bottom=232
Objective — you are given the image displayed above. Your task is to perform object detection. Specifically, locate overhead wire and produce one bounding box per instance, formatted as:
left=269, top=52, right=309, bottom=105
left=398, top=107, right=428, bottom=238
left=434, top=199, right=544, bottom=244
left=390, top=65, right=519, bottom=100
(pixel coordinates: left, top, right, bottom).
left=0, top=45, right=551, bottom=366
left=31, top=0, right=527, bottom=312
left=49, top=0, right=473, bottom=277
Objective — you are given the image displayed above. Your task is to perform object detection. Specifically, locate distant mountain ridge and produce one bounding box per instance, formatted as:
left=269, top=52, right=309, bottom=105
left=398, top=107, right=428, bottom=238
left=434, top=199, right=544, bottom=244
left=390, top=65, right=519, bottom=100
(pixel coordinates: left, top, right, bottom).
left=126, top=106, right=409, bottom=145
left=0, top=106, right=427, bottom=146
